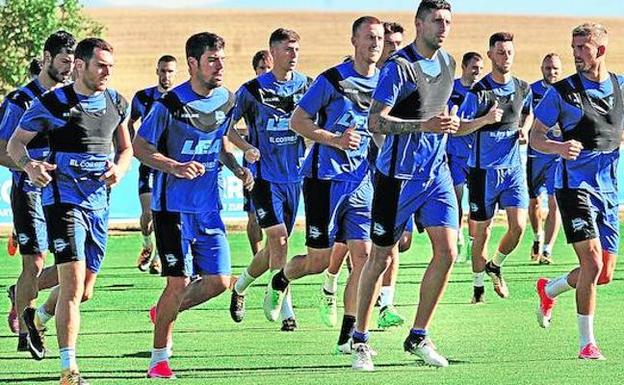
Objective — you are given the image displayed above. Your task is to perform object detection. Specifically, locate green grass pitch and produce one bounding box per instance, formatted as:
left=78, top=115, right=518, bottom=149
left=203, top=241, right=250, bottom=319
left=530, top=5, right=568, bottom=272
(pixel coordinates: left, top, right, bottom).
left=0, top=226, right=622, bottom=384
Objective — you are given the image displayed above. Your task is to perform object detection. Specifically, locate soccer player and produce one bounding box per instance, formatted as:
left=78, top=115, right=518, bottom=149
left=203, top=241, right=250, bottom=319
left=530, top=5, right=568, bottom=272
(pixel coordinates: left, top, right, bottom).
left=447, top=52, right=483, bottom=263
left=532, top=23, right=622, bottom=360
left=263, top=16, right=383, bottom=354
left=227, top=29, right=310, bottom=331
left=526, top=53, right=562, bottom=264
left=133, top=32, right=253, bottom=379
left=0, top=31, right=75, bottom=349
left=352, top=0, right=459, bottom=370
left=9, top=37, right=132, bottom=385
left=458, top=32, right=533, bottom=303
left=129, top=55, right=178, bottom=274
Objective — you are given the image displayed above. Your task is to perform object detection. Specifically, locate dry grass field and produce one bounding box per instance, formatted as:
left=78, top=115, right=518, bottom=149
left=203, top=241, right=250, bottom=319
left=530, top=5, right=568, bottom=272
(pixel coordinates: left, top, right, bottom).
left=86, top=8, right=624, bottom=99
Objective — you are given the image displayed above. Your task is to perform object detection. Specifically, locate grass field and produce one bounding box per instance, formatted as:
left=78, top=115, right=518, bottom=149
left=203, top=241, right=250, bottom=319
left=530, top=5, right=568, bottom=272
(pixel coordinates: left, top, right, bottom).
left=0, top=227, right=622, bottom=384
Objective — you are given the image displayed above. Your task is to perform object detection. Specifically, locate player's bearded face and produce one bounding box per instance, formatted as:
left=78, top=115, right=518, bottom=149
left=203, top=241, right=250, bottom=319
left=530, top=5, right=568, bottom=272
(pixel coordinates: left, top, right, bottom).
left=197, top=49, right=225, bottom=89
left=381, top=32, right=403, bottom=63
left=158, top=61, right=177, bottom=90
left=419, top=9, right=452, bottom=50
left=572, top=36, right=601, bottom=73
left=541, top=58, right=562, bottom=84
left=489, top=41, right=514, bottom=74
left=353, top=23, right=384, bottom=65
left=47, top=51, right=74, bottom=83
left=271, top=40, right=299, bottom=72
left=81, top=49, right=113, bottom=92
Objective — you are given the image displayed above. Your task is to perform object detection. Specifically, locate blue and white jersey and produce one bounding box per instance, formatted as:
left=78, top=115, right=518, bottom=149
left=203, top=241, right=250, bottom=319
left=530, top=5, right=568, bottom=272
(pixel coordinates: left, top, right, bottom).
left=232, top=71, right=309, bottom=183
left=138, top=81, right=235, bottom=213
left=447, top=78, right=474, bottom=158
left=534, top=72, right=624, bottom=192
left=373, top=44, right=456, bottom=180
left=299, top=61, right=378, bottom=182
left=131, top=85, right=163, bottom=122
left=20, top=84, right=128, bottom=209
left=459, top=73, right=532, bottom=169
left=528, top=80, right=561, bottom=161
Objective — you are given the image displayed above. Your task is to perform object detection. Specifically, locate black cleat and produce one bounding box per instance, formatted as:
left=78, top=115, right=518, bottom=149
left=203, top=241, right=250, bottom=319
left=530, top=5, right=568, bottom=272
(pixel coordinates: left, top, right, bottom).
left=22, top=307, right=45, bottom=360
left=281, top=317, right=297, bottom=332
left=471, top=286, right=485, bottom=304
left=531, top=240, right=541, bottom=261
left=485, top=261, right=509, bottom=298
left=17, top=333, right=28, bottom=352
left=229, top=290, right=245, bottom=323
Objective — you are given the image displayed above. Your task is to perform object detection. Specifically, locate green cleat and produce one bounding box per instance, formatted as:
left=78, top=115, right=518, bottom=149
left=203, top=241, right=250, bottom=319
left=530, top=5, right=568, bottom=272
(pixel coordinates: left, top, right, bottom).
left=263, top=282, right=286, bottom=322
left=319, top=290, right=338, bottom=327
left=377, top=306, right=405, bottom=329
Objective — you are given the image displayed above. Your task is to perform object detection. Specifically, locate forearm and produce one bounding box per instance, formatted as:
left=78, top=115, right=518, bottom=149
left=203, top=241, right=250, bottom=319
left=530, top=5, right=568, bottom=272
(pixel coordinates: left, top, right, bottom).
left=291, top=117, right=340, bottom=148
left=529, top=133, right=563, bottom=155
left=219, top=150, right=243, bottom=174
left=369, top=113, right=425, bottom=135
left=133, top=137, right=180, bottom=175
left=0, top=141, right=18, bottom=168
left=114, top=146, right=134, bottom=175
left=456, top=116, right=490, bottom=136
left=227, top=127, right=254, bottom=152
left=7, top=139, right=32, bottom=170
left=520, top=114, right=534, bottom=140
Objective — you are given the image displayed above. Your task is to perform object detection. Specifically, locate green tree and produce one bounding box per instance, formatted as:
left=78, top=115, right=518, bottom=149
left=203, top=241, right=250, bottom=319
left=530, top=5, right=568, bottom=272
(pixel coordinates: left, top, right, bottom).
left=0, top=0, right=104, bottom=94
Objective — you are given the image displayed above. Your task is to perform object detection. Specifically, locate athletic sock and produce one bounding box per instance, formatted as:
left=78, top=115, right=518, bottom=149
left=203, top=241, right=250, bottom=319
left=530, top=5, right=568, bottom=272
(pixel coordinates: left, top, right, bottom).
left=271, top=269, right=289, bottom=292
left=492, top=250, right=508, bottom=267
left=35, top=306, right=53, bottom=328
left=323, top=271, right=339, bottom=295
left=379, top=286, right=395, bottom=310
left=280, top=290, right=295, bottom=320
left=234, top=269, right=256, bottom=295
left=577, top=314, right=596, bottom=348
left=142, top=235, right=153, bottom=249
left=337, top=315, right=356, bottom=345
left=473, top=271, right=486, bottom=287
left=534, top=231, right=544, bottom=242
left=352, top=330, right=369, bottom=344
left=150, top=347, right=169, bottom=369
left=408, top=328, right=427, bottom=344
left=59, top=347, right=77, bottom=372
left=543, top=244, right=553, bottom=255
left=457, top=230, right=465, bottom=246
left=545, top=274, right=573, bottom=299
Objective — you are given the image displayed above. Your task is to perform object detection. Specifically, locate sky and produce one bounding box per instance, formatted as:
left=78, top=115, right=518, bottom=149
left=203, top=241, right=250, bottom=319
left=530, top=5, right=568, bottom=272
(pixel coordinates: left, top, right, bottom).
left=86, top=0, right=624, bottom=18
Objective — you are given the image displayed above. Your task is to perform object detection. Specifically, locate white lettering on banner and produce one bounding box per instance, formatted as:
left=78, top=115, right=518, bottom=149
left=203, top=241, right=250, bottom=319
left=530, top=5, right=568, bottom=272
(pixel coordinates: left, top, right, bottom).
left=225, top=176, right=243, bottom=199
left=1, top=180, right=11, bottom=204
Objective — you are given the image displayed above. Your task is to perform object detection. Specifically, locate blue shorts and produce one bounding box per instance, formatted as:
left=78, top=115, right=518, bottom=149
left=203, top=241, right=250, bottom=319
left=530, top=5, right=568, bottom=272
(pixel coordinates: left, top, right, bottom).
left=370, top=169, right=459, bottom=247
left=153, top=210, right=231, bottom=277
left=11, top=182, right=48, bottom=255
left=468, top=166, right=529, bottom=221
left=527, top=154, right=559, bottom=199
left=251, top=179, right=300, bottom=234
left=138, top=164, right=155, bottom=195
left=448, top=154, right=470, bottom=187
left=44, top=203, right=109, bottom=274
left=556, top=189, right=619, bottom=254
left=303, top=176, right=372, bottom=249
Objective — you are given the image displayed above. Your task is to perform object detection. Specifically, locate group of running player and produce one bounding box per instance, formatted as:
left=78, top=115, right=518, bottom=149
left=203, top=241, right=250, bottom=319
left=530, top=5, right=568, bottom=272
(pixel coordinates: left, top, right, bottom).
left=1, top=0, right=621, bottom=383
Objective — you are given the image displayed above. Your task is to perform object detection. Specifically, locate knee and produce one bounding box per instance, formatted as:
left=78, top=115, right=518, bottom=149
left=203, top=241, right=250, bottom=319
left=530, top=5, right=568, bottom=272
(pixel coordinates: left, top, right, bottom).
left=22, top=256, right=45, bottom=276
left=211, top=277, right=230, bottom=296
left=371, top=252, right=392, bottom=273
left=508, top=222, right=525, bottom=239
left=583, top=257, right=603, bottom=281
left=435, top=247, right=457, bottom=267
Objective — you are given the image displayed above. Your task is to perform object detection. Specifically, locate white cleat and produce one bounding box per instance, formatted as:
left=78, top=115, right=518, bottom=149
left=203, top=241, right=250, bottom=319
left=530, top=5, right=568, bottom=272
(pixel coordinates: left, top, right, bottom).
left=334, top=339, right=378, bottom=356
left=405, top=338, right=449, bottom=368
left=352, top=343, right=375, bottom=371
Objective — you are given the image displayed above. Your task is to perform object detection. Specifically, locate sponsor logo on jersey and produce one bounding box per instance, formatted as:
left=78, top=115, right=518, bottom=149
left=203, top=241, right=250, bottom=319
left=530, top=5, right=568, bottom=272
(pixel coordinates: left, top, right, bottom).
left=181, top=139, right=218, bottom=155
left=215, top=110, right=226, bottom=125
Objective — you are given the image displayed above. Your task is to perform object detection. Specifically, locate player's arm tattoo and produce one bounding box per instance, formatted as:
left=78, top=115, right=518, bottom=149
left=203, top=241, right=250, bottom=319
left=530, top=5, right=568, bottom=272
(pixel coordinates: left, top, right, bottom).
left=368, top=100, right=423, bottom=135
left=17, top=154, right=32, bottom=168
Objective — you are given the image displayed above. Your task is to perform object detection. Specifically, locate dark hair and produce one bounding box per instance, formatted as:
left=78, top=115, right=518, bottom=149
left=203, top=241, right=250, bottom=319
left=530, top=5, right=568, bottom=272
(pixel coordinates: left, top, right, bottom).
left=416, top=0, right=451, bottom=21
left=158, top=55, right=177, bottom=65
left=43, top=30, right=76, bottom=58
left=352, top=16, right=382, bottom=36
left=383, top=22, right=404, bottom=35
left=28, top=58, right=42, bottom=77
left=269, top=28, right=300, bottom=46
left=252, top=50, right=272, bottom=70
left=542, top=52, right=560, bottom=62
left=186, top=32, right=225, bottom=62
left=75, top=38, right=113, bottom=63
left=461, top=51, right=483, bottom=66
left=489, top=32, right=514, bottom=48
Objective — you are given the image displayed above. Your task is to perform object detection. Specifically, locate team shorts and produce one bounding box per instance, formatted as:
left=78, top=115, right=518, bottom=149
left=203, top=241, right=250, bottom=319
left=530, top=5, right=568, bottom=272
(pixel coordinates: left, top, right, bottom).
left=468, top=166, right=529, bottom=221
left=527, top=155, right=558, bottom=199
left=138, top=164, right=155, bottom=195
left=251, top=179, right=301, bottom=234
left=11, top=182, right=48, bottom=255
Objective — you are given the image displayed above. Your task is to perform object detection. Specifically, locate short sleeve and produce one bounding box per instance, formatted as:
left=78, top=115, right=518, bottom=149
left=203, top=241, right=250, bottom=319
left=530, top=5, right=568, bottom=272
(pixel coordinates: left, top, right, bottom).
left=137, top=102, right=170, bottom=146
left=458, top=91, right=480, bottom=120
left=371, top=61, right=404, bottom=107
left=18, top=100, right=52, bottom=133
left=231, top=86, right=251, bottom=124
left=297, top=75, right=333, bottom=117
left=534, top=87, right=562, bottom=128
left=0, top=102, right=24, bottom=141
left=130, top=92, right=144, bottom=121
left=522, top=88, right=533, bottom=115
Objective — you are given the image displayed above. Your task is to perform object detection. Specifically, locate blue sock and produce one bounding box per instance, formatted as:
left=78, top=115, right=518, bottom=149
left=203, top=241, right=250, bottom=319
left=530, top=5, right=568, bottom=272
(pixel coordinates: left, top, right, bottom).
left=410, top=328, right=427, bottom=338
left=352, top=330, right=369, bottom=344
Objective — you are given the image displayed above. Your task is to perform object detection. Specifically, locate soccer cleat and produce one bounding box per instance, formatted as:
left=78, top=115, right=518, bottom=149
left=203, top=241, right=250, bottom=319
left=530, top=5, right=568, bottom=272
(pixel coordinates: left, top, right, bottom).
left=281, top=317, right=297, bottom=332
left=229, top=290, right=245, bottom=323
left=351, top=343, right=375, bottom=371
left=538, top=251, right=553, bottom=265
left=334, top=339, right=378, bottom=356
left=404, top=335, right=449, bottom=367
left=536, top=278, right=556, bottom=328
left=377, top=306, right=405, bottom=329
left=471, top=286, right=485, bottom=304
left=23, top=307, right=45, bottom=360
left=531, top=240, right=541, bottom=261
left=7, top=230, right=18, bottom=257
left=149, top=305, right=157, bottom=325
left=147, top=360, right=177, bottom=379
left=60, top=369, right=90, bottom=385
left=149, top=258, right=161, bottom=275
left=319, top=290, right=338, bottom=327
left=263, top=283, right=286, bottom=322
left=485, top=261, right=509, bottom=298
left=136, top=247, right=153, bottom=272
left=7, top=285, right=19, bottom=334
left=578, top=343, right=606, bottom=360
left=17, top=333, right=28, bottom=352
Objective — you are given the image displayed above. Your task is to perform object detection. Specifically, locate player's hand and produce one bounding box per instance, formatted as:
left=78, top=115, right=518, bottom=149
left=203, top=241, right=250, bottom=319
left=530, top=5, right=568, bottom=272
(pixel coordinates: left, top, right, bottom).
left=99, top=161, right=122, bottom=188
left=518, top=130, right=528, bottom=145
left=334, top=125, right=361, bottom=151
left=484, top=101, right=503, bottom=125
left=236, top=167, right=254, bottom=191
left=559, top=140, right=583, bottom=160
left=24, top=161, right=56, bottom=188
left=422, top=105, right=459, bottom=134
left=244, top=147, right=261, bottom=164
left=171, top=161, right=205, bottom=179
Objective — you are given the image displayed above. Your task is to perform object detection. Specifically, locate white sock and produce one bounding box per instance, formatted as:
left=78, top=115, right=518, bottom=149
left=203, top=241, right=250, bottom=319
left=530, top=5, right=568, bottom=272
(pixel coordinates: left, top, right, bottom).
left=543, top=244, right=552, bottom=255
left=234, top=269, right=256, bottom=295
left=457, top=230, right=465, bottom=246
left=545, top=274, right=573, bottom=298
left=143, top=234, right=153, bottom=249
left=379, top=286, right=395, bottom=309
left=150, top=347, right=169, bottom=369
left=59, top=347, right=77, bottom=371
left=577, top=314, right=596, bottom=348
left=36, top=305, right=53, bottom=326
left=473, top=271, right=485, bottom=287
left=492, top=250, right=508, bottom=267
left=534, top=231, right=544, bottom=242
left=323, top=271, right=339, bottom=294
left=280, top=290, right=295, bottom=320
